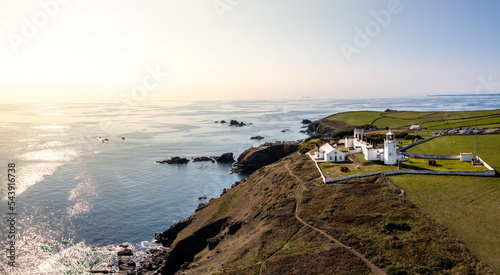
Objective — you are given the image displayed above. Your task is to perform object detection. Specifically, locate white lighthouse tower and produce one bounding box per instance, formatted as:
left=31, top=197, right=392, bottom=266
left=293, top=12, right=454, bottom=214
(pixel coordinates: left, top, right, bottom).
left=383, top=130, right=397, bottom=165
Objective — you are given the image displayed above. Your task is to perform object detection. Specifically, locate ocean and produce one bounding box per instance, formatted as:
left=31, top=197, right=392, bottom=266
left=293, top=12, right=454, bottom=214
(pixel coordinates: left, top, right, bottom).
left=1, top=95, right=499, bottom=274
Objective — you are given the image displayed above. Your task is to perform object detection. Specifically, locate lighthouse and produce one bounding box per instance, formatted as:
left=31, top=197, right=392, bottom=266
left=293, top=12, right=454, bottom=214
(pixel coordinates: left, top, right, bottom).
left=383, top=130, right=397, bottom=165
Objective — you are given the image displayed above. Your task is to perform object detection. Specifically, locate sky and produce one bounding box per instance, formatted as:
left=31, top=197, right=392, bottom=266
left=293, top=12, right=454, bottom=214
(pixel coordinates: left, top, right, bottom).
left=0, top=0, right=500, bottom=102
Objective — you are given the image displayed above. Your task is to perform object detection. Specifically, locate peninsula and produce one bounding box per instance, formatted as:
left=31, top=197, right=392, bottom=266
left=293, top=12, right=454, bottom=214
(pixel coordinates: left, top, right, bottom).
left=133, top=109, right=500, bottom=274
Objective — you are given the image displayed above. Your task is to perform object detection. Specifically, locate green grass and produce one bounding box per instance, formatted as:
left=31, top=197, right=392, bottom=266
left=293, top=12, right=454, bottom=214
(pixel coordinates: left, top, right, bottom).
left=391, top=134, right=500, bottom=273
left=382, top=111, right=436, bottom=119
left=318, top=154, right=398, bottom=178
left=407, top=135, right=500, bottom=161
left=400, top=158, right=487, bottom=171
left=326, top=109, right=500, bottom=131
left=421, top=116, right=500, bottom=129
left=326, top=111, right=382, bottom=126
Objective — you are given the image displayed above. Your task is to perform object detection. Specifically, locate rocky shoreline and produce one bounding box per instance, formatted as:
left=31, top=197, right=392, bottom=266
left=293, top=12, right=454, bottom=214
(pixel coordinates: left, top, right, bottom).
left=123, top=141, right=301, bottom=274
left=120, top=119, right=311, bottom=274
left=156, top=153, right=235, bottom=165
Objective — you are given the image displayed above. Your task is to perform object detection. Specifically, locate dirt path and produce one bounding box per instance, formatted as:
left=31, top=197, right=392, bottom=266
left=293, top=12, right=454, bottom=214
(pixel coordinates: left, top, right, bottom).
left=286, top=162, right=387, bottom=275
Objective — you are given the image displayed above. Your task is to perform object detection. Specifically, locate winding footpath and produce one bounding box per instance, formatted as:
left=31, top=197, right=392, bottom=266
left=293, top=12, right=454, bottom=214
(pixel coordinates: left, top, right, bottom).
left=285, top=162, right=387, bottom=275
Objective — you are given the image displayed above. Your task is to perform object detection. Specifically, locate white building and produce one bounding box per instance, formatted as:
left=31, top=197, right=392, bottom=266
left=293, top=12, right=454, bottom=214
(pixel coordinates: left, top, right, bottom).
left=383, top=130, right=398, bottom=165
left=460, top=153, right=473, bottom=162
left=409, top=125, right=422, bottom=130
left=315, top=143, right=346, bottom=162
left=344, top=129, right=406, bottom=165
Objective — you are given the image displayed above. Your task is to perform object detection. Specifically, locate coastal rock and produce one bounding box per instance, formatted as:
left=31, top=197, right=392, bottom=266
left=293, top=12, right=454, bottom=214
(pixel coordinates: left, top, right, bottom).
left=117, top=244, right=136, bottom=274
left=118, top=257, right=136, bottom=274
left=192, top=156, right=214, bottom=162
left=195, top=202, right=209, bottom=212
left=154, top=218, right=229, bottom=274
left=306, top=118, right=350, bottom=136
left=250, top=135, right=265, bottom=140
left=302, top=119, right=312, bottom=124
left=227, top=120, right=247, bottom=127
left=136, top=247, right=169, bottom=274
left=156, top=157, right=189, bottom=165
left=118, top=247, right=133, bottom=256
left=220, top=120, right=226, bottom=124
left=155, top=216, right=194, bottom=247
left=231, top=143, right=299, bottom=174
left=215, top=152, right=235, bottom=164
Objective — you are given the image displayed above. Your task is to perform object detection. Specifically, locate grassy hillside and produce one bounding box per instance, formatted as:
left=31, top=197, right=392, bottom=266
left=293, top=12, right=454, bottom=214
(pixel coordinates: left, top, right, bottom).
left=154, top=152, right=492, bottom=274
left=391, top=135, right=500, bottom=273
left=325, top=109, right=500, bottom=130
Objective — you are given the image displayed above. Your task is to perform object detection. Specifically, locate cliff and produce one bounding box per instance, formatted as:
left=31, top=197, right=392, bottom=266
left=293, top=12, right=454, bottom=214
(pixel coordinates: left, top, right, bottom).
left=136, top=152, right=491, bottom=275
left=306, top=118, right=352, bottom=137
left=230, top=143, right=299, bottom=174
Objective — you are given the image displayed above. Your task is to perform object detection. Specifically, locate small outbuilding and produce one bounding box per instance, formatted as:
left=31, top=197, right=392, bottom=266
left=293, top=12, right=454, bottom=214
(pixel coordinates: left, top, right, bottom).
left=315, top=143, right=346, bottom=162
left=409, top=125, right=422, bottom=130
left=460, top=153, right=473, bottom=162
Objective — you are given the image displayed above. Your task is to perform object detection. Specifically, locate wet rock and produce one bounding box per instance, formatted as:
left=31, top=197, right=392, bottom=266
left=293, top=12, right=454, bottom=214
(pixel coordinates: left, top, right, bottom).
left=192, top=156, right=214, bottom=162
left=136, top=247, right=168, bottom=274
left=118, top=247, right=133, bottom=256
left=250, top=135, right=265, bottom=140
left=118, top=256, right=136, bottom=274
left=117, top=244, right=136, bottom=274
left=156, top=157, right=189, bottom=165
left=302, top=119, right=312, bottom=124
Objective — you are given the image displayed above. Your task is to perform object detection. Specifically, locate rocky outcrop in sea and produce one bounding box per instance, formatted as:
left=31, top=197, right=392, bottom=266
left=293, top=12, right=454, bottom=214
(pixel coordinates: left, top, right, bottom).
left=230, top=143, right=299, bottom=174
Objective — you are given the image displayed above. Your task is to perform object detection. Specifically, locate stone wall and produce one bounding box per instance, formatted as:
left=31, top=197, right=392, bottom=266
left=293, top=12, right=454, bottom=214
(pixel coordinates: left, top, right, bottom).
left=402, top=152, right=459, bottom=160
left=399, top=136, right=436, bottom=151
left=324, top=169, right=495, bottom=183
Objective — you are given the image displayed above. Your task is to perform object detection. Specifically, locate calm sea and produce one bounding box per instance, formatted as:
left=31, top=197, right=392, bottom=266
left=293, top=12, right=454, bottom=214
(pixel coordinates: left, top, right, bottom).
left=1, top=96, right=499, bottom=273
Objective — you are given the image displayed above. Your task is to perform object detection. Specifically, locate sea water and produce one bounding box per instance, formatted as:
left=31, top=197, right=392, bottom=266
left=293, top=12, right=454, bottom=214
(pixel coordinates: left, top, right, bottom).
left=0, top=96, right=499, bottom=273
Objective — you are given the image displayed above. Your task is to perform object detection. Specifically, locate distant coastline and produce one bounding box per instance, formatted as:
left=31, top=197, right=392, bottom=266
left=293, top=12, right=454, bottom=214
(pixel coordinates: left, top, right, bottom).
left=427, top=93, right=500, bottom=97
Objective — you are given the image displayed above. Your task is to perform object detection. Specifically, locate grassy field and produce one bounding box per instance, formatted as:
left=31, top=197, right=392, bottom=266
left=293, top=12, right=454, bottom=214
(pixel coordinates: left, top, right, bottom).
left=317, top=150, right=485, bottom=180
left=391, top=134, right=500, bottom=273
left=318, top=154, right=398, bottom=178
left=400, top=158, right=487, bottom=171
left=326, top=111, right=383, bottom=126
left=325, top=109, right=500, bottom=130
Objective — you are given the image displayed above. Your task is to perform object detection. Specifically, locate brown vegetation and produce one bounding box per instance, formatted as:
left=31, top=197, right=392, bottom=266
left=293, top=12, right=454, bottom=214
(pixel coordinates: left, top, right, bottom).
left=139, top=153, right=492, bottom=275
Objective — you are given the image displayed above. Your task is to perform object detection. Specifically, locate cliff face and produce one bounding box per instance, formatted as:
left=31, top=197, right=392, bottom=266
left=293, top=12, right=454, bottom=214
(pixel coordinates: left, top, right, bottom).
left=230, top=144, right=299, bottom=174
left=136, top=152, right=491, bottom=275
left=306, top=118, right=350, bottom=136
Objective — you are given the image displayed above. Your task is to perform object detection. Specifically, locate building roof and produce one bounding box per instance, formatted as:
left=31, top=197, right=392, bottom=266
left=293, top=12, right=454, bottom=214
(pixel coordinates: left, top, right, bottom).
left=319, top=143, right=345, bottom=154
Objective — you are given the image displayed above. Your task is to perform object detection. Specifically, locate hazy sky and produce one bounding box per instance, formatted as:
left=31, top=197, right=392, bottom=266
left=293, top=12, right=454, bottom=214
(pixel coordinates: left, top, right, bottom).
left=1, top=0, right=499, bottom=102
